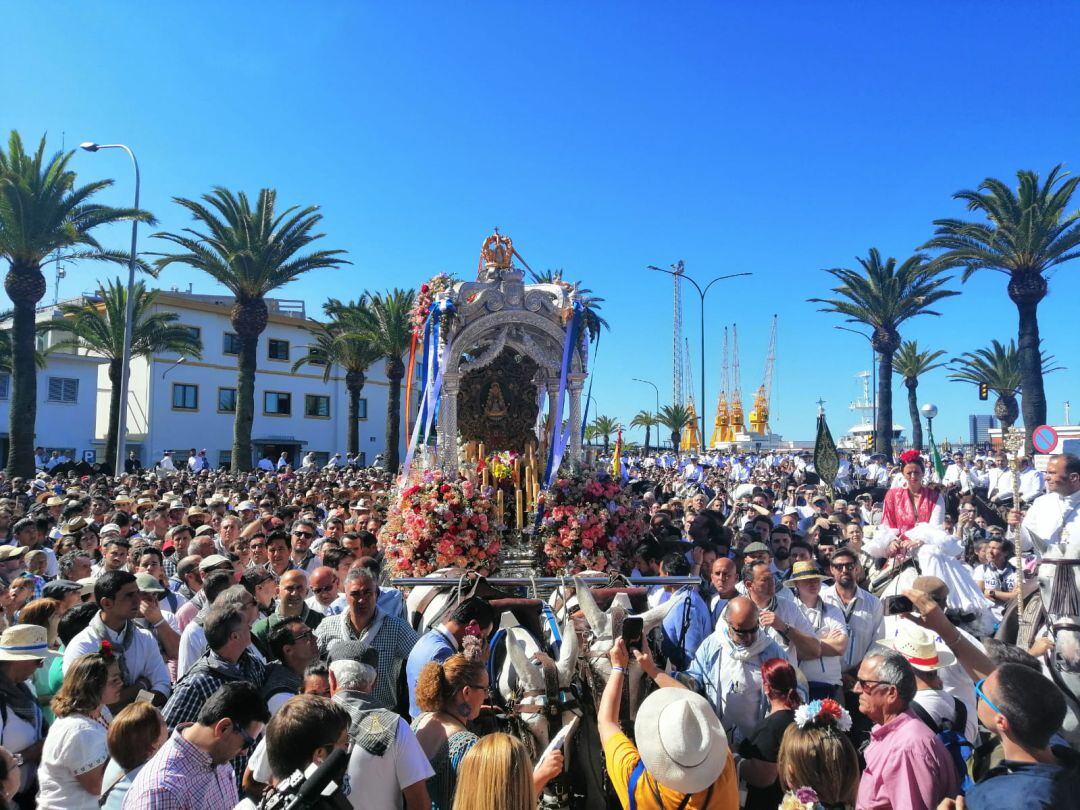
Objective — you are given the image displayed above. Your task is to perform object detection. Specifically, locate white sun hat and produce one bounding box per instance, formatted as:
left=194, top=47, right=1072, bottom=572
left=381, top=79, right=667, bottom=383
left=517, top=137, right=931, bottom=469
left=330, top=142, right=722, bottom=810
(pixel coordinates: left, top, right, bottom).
left=633, top=688, right=728, bottom=795
left=0, top=624, right=62, bottom=662
left=878, top=623, right=956, bottom=672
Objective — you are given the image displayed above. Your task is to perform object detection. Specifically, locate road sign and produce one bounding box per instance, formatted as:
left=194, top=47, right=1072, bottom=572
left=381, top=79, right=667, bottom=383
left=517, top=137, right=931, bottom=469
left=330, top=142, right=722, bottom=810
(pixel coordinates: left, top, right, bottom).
left=1031, top=424, right=1058, bottom=454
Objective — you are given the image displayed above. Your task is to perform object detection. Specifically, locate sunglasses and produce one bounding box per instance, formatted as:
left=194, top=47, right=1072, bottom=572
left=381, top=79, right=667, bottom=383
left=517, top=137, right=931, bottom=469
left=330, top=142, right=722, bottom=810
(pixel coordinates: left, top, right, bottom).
left=312, top=585, right=336, bottom=595
left=831, top=562, right=856, bottom=571
left=727, top=623, right=759, bottom=638
left=232, top=722, right=258, bottom=751
left=855, top=677, right=892, bottom=691
left=974, top=677, right=1002, bottom=715
left=293, top=531, right=315, bottom=539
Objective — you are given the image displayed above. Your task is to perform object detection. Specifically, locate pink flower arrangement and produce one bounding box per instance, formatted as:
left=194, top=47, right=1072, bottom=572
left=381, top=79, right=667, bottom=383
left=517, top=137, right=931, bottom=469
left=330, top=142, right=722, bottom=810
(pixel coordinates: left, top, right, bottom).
left=537, top=471, right=646, bottom=574
left=410, top=272, right=457, bottom=339
left=380, top=469, right=501, bottom=577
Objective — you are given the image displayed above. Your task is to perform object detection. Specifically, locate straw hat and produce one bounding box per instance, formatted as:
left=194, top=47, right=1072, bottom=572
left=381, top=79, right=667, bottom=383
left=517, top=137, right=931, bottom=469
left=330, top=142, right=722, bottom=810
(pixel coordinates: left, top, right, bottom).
left=0, top=546, right=27, bottom=562
left=0, top=625, right=61, bottom=662
left=878, top=624, right=956, bottom=671
left=785, top=561, right=829, bottom=586
left=634, top=688, right=728, bottom=794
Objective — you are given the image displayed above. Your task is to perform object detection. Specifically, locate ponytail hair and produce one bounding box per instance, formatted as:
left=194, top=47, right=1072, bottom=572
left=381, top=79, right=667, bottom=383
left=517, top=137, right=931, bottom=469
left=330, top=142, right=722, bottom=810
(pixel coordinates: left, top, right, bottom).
left=414, top=652, right=487, bottom=714
left=761, top=657, right=802, bottom=710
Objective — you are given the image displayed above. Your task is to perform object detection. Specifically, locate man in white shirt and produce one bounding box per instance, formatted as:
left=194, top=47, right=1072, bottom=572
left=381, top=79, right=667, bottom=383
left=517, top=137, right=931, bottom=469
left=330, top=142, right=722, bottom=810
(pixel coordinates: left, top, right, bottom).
left=941, top=451, right=972, bottom=494
left=731, top=559, right=821, bottom=668
left=1020, top=453, right=1080, bottom=554
left=1018, top=456, right=1045, bottom=504
left=821, top=547, right=885, bottom=680
left=786, top=561, right=848, bottom=701
left=257, top=453, right=275, bottom=472
left=158, top=449, right=177, bottom=471
left=64, top=570, right=172, bottom=707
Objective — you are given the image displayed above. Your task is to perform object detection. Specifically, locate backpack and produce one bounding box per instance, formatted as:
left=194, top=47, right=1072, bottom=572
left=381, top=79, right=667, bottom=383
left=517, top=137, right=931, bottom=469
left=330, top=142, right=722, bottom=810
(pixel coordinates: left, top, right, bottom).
left=910, top=697, right=975, bottom=793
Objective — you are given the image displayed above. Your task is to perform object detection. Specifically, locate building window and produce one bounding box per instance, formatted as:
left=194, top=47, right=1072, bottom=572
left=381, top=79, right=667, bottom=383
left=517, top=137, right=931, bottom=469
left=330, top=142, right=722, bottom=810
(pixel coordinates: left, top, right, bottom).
left=358, top=397, right=368, bottom=420
left=305, top=347, right=327, bottom=366
left=219, top=450, right=232, bottom=468
left=305, top=394, right=330, bottom=418
left=268, top=339, right=290, bottom=361
left=180, top=325, right=201, bottom=342
left=217, top=387, right=237, bottom=413
left=263, top=391, right=291, bottom=415
left=0, top=373, right=9, bottom=400
left=172, top=383, right=198, bottom=410
left=223, top=332, right=242, bottom=356
left=47, top=377, right=79, bottom=404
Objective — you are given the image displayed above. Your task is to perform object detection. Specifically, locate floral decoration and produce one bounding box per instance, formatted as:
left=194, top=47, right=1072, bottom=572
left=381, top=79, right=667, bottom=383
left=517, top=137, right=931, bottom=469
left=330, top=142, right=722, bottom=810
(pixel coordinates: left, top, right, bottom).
left=379, top=469, right=501, bottom=577
left=793, top=698, right=852, bottom=732
left=536, top=471, right=646, bottom=574
left=486, top=451, right=519, bottom=483
left=410, top=272, right=457, bottom=339
left=780, top=787, right=823, bottom=810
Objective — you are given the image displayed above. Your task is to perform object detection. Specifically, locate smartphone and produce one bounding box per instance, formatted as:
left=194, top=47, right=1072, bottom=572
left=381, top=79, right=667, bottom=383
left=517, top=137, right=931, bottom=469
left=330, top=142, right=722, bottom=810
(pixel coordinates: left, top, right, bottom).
left=882, top=595, right=914, bottom=616
left=622, top=616, right=644, bottom=652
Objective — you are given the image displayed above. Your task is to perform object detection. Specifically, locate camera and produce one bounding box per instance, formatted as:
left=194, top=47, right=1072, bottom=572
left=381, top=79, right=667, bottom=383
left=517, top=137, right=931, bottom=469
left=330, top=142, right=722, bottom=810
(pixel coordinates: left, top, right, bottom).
left=258, top=748, right=351, bottom=810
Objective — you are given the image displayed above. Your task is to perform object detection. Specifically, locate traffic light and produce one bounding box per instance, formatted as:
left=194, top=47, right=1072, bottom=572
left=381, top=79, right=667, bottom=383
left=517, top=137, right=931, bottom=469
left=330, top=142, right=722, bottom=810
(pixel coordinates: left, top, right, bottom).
left=978, top=383, right=989, bottom=401
left=865, top=434, right=874, bottom=450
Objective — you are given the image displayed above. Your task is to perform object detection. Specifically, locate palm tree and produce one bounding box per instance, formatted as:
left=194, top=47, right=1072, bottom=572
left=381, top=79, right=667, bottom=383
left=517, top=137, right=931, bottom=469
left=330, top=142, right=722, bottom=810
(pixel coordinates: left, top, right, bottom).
left=153, top=188, right=348, bottom=471
left=629, top=410, right=658, bottom=455
left=0, top=131, right=153, bottom=476
left=528, top=269, right=610, bottom=342
left=589, top=415, right=621, bottom=453
left=809, top=249, right=959, bottom=457
left=657, top=404, right=692, bottom=451
left=923, top=166, right=1080, bottom=450
left=583, top=424, right=600, bottom=446
left=892, top=340, right=947, bottom=451
left=355, top=289, right=415, bottom=473
left=46, top=279, right=203, bottom=468
left=294, top=298, right=381, bottom=457
left=947, top=340, right=1063, bottom=430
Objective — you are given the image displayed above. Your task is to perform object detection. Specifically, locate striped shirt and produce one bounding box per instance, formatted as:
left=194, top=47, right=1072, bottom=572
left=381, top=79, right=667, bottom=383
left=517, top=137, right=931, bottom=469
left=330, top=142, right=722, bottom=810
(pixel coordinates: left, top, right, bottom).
left=122, top=726, right=238, bottom=810
left=315, top=608, right=419, bottom=712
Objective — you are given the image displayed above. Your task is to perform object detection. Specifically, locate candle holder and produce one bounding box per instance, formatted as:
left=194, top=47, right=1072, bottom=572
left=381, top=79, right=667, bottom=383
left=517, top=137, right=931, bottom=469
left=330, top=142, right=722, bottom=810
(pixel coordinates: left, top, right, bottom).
left=497, top=525, right=540, bottom=582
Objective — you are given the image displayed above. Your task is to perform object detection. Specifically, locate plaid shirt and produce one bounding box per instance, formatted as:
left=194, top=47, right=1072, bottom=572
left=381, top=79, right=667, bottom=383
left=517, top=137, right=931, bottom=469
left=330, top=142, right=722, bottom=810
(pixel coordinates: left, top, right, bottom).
left=122, top=726, right=238, bottom=810
left=161, top=650, right=266, bottom=788
left=315, top=608, right=419, bottom=712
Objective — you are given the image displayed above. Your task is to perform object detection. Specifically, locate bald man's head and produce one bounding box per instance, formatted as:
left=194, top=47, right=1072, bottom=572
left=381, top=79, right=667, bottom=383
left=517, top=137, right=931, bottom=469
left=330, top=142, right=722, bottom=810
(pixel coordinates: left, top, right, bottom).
left=308, top=566, right=338, bottom=607
left=710, top=557, right=738, bottom=598
left=278, top=569, right=309, bottom=614
left=724, top=596, right=761, bottom=647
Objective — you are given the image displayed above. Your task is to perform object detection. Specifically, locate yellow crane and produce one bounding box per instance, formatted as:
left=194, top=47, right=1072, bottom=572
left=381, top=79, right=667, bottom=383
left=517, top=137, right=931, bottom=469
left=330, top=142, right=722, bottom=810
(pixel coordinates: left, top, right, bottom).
left=748, top=315, right=778, bottom=435
left=730, top=325, right=747, bottom=435
left=710, top=327, right=734, bottom=446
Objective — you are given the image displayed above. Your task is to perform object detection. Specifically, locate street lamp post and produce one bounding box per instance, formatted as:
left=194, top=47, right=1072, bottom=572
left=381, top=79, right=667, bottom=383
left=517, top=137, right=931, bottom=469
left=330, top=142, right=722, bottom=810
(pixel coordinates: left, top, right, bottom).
left=80, top=142, right=140, bottom=475
left=834, top=326, right=878, bottom=450
left=632, top=378, right=660, bottom=413
left=921, top=403, right=938, bottom=462
left=648, top=264, right=751, bottom=445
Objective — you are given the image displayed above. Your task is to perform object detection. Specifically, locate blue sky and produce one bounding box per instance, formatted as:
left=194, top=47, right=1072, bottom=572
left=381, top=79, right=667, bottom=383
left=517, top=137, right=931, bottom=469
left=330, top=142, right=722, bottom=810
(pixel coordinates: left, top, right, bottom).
left=6, top=1, right=1080, bottom=444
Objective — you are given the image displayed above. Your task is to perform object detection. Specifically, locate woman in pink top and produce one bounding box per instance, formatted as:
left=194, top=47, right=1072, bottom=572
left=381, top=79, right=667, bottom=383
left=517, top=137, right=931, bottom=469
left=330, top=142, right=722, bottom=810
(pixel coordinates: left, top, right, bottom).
left=881, top=451, right=945, bottom=538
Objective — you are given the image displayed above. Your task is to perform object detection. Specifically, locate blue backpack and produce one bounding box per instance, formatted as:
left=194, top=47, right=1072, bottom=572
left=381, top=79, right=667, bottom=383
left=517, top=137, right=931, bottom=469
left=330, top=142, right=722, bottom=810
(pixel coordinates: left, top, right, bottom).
left=911, top=697, right=975, bottom=793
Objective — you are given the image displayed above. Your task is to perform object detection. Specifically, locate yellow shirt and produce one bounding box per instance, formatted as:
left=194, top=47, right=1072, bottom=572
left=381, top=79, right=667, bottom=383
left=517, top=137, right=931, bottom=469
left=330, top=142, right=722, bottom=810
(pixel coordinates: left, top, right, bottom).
left=603, top=731, right=738, bottom=810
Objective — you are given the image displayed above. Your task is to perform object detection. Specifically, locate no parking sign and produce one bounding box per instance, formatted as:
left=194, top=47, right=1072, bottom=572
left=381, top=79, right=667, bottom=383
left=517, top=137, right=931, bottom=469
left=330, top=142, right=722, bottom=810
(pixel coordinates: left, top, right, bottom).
left=1031, top=424, right=1059, bottom=454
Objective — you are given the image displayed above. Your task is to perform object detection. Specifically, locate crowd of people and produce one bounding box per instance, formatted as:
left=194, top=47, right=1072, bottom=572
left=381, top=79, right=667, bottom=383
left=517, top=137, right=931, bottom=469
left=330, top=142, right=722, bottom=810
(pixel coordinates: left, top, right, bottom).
left=0, top=444, right=1074, bottom=810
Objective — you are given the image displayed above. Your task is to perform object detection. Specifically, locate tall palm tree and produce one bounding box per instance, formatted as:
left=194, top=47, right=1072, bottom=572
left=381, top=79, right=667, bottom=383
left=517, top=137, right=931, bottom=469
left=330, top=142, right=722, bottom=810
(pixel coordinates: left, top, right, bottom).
left=629, top=410, right=658, bottom=455
left=923, top=166, right=1080, bottom=450
left=657, top=404, right=692, bottom=451
left=294, top=298, right=381, bottom=457
left=153, top=188, right=348, bottom=471
left=355, top=289, right=415, bottom=473
left=809, top=249, right=959, bottom=457
left=0, top=131, right=153, bottom=476
left=947, top=340, right=1063, bottom=430
left=46, top=279, right=203, bottom=468
left=892, top=340, right=947, bottom=451
left=589, top=415, right=621, bottom=453
left=528, top=269, right=610, bottom=342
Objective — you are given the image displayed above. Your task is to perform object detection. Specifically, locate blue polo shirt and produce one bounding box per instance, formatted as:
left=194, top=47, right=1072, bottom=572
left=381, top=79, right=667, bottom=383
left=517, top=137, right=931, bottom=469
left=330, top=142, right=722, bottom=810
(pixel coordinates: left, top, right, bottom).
left=405, top=626, right=457, bottom=719
left=965, top=746, right=1080, bottom=810
left=659, top=586, right=713, bottom=671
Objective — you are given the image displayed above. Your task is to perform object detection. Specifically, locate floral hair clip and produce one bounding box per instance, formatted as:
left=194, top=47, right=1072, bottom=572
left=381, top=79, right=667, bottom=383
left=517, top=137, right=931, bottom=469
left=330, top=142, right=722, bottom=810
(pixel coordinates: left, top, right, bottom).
left=98, top=640, right=116, bottom=661
left=899, top=449, right=922, bottom=465
left=793, top=698, right=852, bottom=732
left=780, top=786, right=823, bottom=810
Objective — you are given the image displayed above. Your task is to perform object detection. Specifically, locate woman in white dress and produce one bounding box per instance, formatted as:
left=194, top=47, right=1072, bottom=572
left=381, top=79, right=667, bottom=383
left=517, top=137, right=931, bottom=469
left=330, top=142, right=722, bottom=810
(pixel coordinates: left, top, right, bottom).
left=36, top=649, right=123, bottom=810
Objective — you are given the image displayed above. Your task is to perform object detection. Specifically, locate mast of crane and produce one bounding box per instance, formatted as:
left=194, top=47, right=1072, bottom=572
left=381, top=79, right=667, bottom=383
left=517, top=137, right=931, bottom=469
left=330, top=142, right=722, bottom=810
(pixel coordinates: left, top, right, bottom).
left=681, top=337, right=701, bottom=451
left=672, top=261, right=685, bottom=408
left=710, top=327, right=733, bottom=448
left=730, top=324, right=746, bottom=435
left=749, top=315, right=777, bottom=435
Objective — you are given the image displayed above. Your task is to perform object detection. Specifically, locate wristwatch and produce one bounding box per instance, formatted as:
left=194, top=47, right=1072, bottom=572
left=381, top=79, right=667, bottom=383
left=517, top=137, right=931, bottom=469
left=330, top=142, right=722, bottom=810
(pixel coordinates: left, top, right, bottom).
left=12, top=752, right=22, bottom=767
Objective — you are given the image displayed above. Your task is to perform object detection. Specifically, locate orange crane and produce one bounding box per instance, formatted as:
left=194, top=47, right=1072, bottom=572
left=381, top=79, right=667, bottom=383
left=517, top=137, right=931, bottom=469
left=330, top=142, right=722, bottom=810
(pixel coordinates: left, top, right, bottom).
left=730, top=325, right=747, bottom=435
left=709, top=327, right=734, bottom=446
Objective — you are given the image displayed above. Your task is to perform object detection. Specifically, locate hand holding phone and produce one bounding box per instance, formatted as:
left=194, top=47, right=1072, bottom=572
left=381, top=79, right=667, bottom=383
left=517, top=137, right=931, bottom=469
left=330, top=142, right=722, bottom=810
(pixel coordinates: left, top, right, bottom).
left=882, top=595, right=914, bottom=615
left=622, top=616, right=644, bottom=653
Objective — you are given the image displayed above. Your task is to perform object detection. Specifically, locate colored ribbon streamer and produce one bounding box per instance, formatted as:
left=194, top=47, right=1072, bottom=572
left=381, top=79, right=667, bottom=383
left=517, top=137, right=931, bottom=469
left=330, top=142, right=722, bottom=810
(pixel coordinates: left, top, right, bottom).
left=401, top=301, right=454, bottom=481
left=579, top=329, right=600, bottom=441
left=403, top=331, right=419, bottom=441
left=542, top=304, right=583, bottom=490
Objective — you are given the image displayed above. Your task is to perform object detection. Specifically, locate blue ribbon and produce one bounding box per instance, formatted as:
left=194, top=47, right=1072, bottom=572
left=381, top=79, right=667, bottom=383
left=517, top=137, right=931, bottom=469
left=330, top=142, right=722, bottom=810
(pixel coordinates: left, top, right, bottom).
left=400, top=300, right=454, bottom=481
left=542, top=304, right=583, bottom=489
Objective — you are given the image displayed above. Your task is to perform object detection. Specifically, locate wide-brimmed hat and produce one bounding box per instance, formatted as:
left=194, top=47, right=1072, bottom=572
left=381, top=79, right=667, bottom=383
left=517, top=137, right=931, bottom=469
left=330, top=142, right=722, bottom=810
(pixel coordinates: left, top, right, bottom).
left=785, top=561, right=829, bottom=586
left=0, top=545, right=27, bottom=562
left=879, top=624, right=956, bottom=671
left=0, top=625, right=61, bottom=662
left=634, top=688, right=728, bottom=794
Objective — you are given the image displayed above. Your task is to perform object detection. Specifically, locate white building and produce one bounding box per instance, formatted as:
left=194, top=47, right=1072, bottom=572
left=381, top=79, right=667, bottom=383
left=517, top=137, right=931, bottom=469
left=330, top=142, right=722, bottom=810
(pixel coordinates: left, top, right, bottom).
left=100, top=290, right=398, bottom=470
left=0, top=301, right=109, bottom=466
